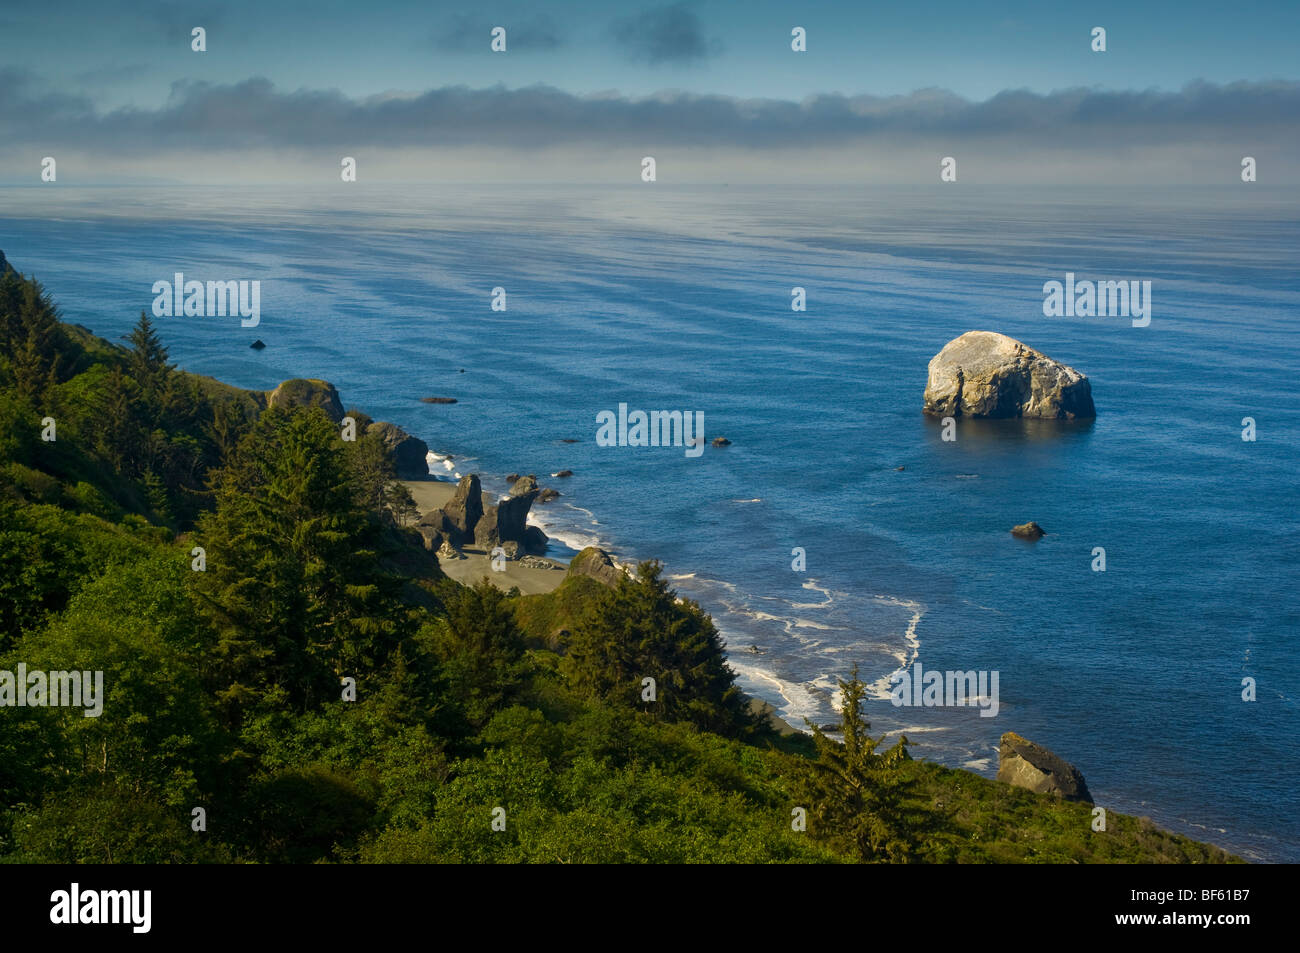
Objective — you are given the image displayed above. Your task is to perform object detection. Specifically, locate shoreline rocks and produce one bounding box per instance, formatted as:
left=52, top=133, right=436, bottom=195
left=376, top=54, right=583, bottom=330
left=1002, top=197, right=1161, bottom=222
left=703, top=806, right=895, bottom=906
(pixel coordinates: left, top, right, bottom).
left=366, top=421, right=431, bottom=480
left=568, top=547, right=626, bottom=587
left=923, top=331, right=1096, bottom=419
left=997, top=731, right=1092, bottom=802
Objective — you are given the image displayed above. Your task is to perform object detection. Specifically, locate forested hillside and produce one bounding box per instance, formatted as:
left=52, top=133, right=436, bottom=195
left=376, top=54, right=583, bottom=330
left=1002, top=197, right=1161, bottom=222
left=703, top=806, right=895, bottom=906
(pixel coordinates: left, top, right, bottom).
left=0, top=264, right=1238, bottom=864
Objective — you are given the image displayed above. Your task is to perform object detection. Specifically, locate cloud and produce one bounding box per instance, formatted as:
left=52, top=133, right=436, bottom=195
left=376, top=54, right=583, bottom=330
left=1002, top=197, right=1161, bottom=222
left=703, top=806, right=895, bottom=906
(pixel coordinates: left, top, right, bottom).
left=1, top=74, right=1295, bottom=182
left=433, top=13, right=562, bottom=51
left=129, top=0, right=228, bottom=39
left=73, top=63, right=153, bottom=86
left=610, top=3, right=718, bottom=65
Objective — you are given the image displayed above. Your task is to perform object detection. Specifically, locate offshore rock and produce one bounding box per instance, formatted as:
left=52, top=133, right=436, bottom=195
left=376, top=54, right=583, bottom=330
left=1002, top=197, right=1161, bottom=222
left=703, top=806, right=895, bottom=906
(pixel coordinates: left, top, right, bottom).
left=923, top=331, right=1095, bottom=419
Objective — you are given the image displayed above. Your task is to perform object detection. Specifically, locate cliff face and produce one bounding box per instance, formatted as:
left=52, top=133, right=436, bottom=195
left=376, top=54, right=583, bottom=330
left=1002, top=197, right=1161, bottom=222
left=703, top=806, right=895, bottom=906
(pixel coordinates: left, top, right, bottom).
left=923, top=331, right=1096, bottom=419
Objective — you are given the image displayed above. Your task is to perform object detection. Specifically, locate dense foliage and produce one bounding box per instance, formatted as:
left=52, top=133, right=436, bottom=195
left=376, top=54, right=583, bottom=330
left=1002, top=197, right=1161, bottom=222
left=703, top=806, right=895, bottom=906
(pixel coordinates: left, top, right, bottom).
left=0, top=266, right=1240, bottom=863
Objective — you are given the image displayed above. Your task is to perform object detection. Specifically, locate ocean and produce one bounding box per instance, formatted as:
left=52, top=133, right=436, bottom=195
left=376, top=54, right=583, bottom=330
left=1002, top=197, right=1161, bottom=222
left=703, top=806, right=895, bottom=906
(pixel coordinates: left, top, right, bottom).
left=3, top=183, right=1297, bottom=861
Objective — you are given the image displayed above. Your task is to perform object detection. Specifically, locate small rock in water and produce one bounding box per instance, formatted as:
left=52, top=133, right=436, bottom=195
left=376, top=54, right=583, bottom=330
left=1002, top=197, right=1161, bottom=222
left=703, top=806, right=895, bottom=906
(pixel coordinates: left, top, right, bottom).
left=894, top=465, right=905, bottom=471
left=421, top=396, right=458, bottom=404
left=537, top=488, right=561, bottom=503
left=552, top=470, right=573, bottom=478
left=1011, top=521, right=1046, bottom=540
left=249, top=339, right=266, bottom=350
left=711, top=436, right=732, bottom=447
left=560, top=438, right=579, bottom=443
left=506, top=473, right=521, bottom=484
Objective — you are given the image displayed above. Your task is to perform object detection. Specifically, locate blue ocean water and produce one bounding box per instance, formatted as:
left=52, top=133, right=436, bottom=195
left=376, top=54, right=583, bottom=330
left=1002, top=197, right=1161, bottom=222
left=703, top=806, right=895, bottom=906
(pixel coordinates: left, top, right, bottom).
left=3, top=184, right=1297, bottom=861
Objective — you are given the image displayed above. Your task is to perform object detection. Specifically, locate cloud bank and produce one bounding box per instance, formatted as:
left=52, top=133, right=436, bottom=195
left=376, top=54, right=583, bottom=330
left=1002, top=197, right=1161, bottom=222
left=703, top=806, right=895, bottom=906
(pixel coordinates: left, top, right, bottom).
left=2, top=72, right=1295, bottom=183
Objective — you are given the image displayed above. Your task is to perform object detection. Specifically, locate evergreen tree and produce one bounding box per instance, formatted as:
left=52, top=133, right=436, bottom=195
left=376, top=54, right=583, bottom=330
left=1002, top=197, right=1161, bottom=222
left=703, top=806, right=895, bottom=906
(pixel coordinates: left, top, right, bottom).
left=125, top=310, right=170, bottom=402
left=194, top=407, right=404, bottom=722
left=564, top=561, right=755, bottom=736
left=346, top=430, right=396, bottom=516
left=4, top=277, right=67, bottom=401
left=428, top=580, right=529, bottom=730
left=800, top=664, right=914, bottom=862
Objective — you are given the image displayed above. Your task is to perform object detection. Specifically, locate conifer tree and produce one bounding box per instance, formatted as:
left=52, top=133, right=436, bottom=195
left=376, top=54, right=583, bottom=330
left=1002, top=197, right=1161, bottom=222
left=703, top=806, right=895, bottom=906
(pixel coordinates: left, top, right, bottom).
left=7, top=279, right=66, bottom=401
left=564, top=561, right=755, bottom=736
left=428, top=580, right=529, bottom=730
left=194, top=407, right=404, bottom=721
left=125, top=310, right=171, bottom=401
left=801, top=664, right=914, bottom=862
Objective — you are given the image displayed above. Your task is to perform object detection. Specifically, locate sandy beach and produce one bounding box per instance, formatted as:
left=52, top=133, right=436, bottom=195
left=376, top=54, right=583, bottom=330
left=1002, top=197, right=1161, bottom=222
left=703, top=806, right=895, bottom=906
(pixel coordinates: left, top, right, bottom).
left=400, top=479, right=569, bottom=595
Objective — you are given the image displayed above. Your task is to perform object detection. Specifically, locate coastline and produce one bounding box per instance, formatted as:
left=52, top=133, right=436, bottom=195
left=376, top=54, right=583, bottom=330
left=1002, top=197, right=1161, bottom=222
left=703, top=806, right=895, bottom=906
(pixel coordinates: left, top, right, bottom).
left=400, top=474, right=802, bottom=737
left=400, top=478, right=569, bottom=595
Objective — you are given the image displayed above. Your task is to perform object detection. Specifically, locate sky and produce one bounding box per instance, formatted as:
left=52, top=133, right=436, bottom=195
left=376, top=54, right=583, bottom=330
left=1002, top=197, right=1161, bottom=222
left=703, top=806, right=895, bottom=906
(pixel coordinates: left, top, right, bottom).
left=1, top=0, right=1297, bottom=183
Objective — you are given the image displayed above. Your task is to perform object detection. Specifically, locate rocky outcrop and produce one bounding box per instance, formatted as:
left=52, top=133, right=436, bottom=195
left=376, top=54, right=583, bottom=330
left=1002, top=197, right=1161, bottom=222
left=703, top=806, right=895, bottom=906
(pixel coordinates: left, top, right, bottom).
left=568, top=547, right=625, bottom=588
left=524, top=526, right=548, bottom=552
left=923, top=331, right=1095, bottom=419
left=1011, top=521, right=1046, bottom=540
left=366, top=421, right=430, bottom=480
left=520, top=555, right=561, bottom=570
left=413, top=472, right=547, bottom=554
left=997, top=732, right=1092, bottom=802
left=415, top=523, right=444, bottom=551
left=442, top=474, right=484, bottom=541
left=498, top=481, right=539, bottom=544
left=473, top=506, right=499, bottom=548
left=509, top=475, right=539, bottom=497
left=436, top=538, right=465, bottom=561
left=0, top=250, right=13, bottom=276
left=266, top=378, right=346, bottom=423
left=537, top=488, right=561, bottom=503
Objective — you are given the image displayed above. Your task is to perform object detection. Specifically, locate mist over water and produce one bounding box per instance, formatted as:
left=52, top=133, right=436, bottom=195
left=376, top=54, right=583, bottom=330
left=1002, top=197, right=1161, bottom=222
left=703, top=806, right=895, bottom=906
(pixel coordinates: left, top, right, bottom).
left=4, top=183, right=1297, bottom=860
